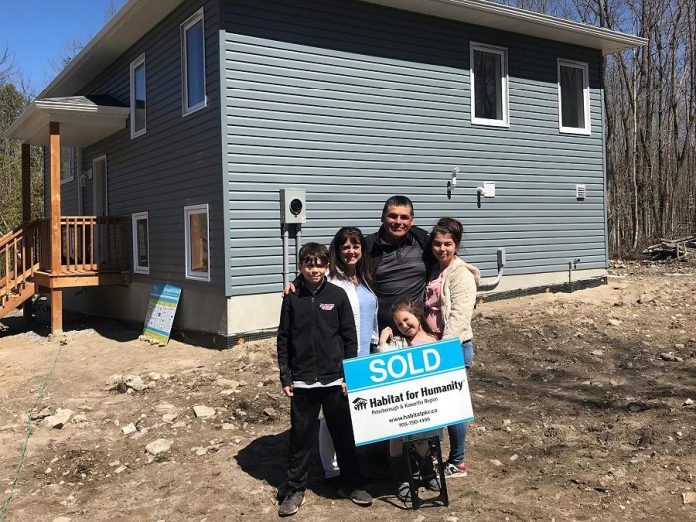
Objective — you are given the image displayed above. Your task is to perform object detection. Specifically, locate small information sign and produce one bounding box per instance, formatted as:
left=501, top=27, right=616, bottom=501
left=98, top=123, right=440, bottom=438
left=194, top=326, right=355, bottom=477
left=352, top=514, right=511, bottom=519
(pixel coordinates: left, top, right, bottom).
left=143, top=284, right=182, bottom=345
left=344, top=338, right=474, bottom=446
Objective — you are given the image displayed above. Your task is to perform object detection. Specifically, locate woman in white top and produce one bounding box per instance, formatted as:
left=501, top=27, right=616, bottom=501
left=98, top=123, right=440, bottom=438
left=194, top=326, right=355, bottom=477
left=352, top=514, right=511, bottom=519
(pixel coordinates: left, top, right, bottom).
left=319, top=227, right=378, bottom=484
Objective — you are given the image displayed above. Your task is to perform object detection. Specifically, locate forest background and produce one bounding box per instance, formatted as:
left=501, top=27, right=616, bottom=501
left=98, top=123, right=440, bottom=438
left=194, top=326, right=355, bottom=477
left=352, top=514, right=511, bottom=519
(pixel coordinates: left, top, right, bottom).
left=0, top=0, right=694, bottom=255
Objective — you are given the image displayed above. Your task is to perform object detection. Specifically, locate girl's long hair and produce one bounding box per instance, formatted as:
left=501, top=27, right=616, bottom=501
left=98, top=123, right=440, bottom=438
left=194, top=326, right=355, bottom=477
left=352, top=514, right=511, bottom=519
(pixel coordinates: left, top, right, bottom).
left=329, top=227, right=376, bottom=291
left=390, top=298, right=436, bottom=338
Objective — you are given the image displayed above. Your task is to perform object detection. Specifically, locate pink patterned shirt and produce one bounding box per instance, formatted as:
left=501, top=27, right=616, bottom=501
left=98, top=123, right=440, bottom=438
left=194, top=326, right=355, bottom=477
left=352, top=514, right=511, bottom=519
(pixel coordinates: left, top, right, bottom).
left=424, top=268, right=447, bottom=338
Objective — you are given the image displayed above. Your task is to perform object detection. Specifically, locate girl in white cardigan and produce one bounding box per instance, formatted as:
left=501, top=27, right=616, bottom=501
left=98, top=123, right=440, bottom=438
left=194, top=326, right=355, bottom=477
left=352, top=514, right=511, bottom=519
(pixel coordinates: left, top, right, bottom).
left=424, top=218, right=480, bottom=478
left=318, top=227, right=378, bottom=484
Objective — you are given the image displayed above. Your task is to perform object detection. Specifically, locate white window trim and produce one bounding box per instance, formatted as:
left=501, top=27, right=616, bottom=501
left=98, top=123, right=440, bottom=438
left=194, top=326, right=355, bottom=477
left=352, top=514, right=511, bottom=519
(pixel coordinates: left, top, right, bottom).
left=470, top=42, right=509, bottom=128
left=184, top=203, right=210, bottom=282
left=60, top=147, right=75, bottom=185
left=557, top=58, right=591, bottom=135
left=132, top=211, right=150, bottom=275
left=181, top=8, right=207, bottom=117
left=130, top=53, right=147, bottom=139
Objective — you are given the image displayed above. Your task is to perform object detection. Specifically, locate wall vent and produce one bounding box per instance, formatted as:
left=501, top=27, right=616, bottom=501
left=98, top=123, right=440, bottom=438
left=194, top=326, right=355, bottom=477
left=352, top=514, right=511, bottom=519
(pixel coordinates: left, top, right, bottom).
left=576, top=184, right=587, bottom=201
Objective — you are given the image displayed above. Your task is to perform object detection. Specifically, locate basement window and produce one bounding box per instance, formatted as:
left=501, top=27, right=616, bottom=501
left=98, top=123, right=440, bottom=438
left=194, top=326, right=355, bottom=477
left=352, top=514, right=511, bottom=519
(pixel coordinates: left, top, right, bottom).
left=558, top=59, right=591, bottom=135
left=130, top=53, right=146, bottom=138
left=470, top=43, right=509, bottom=127
left=181, top=8, right=206, bottom=116
left=132, top=211, right=149, bottom=274
left=184, top=204, right=210, bottom=281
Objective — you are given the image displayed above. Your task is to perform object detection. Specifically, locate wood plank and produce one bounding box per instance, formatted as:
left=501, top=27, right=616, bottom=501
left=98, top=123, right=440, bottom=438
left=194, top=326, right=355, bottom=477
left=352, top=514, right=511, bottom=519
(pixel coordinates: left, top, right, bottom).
left=82, top=218, right=86, bottom=270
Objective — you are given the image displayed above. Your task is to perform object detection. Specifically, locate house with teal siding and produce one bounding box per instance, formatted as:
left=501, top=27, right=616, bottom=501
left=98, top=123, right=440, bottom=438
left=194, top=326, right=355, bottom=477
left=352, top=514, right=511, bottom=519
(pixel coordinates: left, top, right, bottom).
left=5, top=0, right=645, bottom=345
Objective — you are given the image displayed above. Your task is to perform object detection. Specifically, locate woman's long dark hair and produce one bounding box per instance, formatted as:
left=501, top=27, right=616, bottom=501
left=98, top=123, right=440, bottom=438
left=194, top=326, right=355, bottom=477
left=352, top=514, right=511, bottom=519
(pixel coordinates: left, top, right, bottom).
left=329, top=227, right=376, bottom=291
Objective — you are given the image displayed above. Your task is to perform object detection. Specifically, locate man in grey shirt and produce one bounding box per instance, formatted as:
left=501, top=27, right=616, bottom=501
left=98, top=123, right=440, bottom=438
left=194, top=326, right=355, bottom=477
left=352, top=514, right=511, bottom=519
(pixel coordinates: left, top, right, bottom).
left=364, top=195, right=434, bottom=332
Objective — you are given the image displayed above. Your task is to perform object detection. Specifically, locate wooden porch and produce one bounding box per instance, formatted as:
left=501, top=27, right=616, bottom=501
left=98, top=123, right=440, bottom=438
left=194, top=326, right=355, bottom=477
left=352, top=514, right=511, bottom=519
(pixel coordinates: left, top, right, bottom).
left=2, top=113, right=130, bottom=333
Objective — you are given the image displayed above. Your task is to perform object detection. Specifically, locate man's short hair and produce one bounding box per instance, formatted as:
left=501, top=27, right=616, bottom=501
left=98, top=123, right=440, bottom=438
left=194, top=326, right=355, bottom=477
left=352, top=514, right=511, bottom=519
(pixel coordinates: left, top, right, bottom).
left=381, top=195, right=414, bottom=219
left=298, top=242, right=329, bottom=266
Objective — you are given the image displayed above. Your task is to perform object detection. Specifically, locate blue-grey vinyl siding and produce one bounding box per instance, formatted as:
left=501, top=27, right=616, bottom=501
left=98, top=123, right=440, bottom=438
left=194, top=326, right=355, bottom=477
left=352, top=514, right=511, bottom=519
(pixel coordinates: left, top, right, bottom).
left=223, top=0, right=607, bottom=296
left=57, top=0, right=224, bottom=291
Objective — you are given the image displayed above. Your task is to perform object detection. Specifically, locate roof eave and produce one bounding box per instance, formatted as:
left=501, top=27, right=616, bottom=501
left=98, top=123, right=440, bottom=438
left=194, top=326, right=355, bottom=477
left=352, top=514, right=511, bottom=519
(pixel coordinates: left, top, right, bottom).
left=365, top=0, right=646, bottom=54
left=39, top=0, right=185, bottom=99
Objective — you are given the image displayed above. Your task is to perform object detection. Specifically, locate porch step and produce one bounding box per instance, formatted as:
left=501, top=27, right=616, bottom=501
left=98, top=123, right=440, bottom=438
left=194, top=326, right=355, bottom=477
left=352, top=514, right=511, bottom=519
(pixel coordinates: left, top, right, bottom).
left=0, top=281, right=36, bottom=319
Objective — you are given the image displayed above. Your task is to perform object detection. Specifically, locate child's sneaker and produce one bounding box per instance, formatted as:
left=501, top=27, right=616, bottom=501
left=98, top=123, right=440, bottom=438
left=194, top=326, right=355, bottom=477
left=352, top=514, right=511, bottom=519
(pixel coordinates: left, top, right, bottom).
left=444, top=462, right=468, bottom=477
left=338, top=486, right=373, bottom=506
left=278, top=490, right=305, bottom=517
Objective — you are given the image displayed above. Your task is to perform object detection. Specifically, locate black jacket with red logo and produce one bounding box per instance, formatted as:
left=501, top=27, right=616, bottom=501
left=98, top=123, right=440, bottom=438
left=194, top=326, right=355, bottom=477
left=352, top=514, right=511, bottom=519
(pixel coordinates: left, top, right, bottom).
left=277, top=277, right=358, bottom=388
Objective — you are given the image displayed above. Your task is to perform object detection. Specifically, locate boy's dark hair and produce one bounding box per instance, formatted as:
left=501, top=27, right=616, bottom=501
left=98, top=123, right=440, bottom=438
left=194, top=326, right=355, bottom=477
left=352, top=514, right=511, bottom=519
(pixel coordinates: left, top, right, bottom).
left=431, top=217, right=463, bottom=247
left=299, top=242, right=329, bottom=266
left=390, top=298, right=436, bottom=338
left=381, top=195, right=414, bottom=219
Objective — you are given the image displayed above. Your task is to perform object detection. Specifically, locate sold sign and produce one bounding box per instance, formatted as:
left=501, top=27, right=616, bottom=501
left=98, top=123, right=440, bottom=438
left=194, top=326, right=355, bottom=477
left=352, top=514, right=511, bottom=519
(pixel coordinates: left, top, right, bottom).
left=344, top=338, right=474, bottom=446
left=369, top=348, right=441, bottom=383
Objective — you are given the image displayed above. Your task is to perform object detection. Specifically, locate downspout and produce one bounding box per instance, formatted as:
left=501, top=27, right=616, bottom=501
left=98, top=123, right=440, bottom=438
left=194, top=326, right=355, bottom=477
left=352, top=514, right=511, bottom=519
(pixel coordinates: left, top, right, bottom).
left=476, top=247, right=506, bottom=293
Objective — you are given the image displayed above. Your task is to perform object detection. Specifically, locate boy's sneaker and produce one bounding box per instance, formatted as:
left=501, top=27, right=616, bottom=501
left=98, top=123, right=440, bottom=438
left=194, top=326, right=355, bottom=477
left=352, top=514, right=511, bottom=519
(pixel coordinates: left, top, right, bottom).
left=278, top=490, right=305, bottom=517
left=338, top=486, right=373, bottom=506
left=444, top=462, right=468, bottom=478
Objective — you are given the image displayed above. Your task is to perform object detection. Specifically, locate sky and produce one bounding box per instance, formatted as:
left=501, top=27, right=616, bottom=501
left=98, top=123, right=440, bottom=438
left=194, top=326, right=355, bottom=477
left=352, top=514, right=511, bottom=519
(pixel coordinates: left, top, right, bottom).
left=1, top=0, right=127, bottom=95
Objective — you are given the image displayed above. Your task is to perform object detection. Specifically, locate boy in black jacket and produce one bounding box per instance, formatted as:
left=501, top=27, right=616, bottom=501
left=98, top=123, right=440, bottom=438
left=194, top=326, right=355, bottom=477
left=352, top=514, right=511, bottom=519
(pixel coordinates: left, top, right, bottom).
left=276, top=242, right=372, bottom=517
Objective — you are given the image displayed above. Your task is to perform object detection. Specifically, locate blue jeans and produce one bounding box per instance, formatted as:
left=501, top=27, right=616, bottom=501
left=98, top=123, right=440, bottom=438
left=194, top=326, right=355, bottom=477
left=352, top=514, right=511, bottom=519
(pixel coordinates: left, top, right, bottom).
left=447, top=340, right=474, bottom=464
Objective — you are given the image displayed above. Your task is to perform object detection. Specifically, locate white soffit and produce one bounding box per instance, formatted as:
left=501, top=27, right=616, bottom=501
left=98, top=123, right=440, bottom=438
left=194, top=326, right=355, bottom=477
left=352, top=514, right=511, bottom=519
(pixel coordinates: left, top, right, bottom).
left=40, top=0, right=185, bottom=98
left=364, top=0, right=646, bottom=54
left=6, top=97, right=130, bottom=147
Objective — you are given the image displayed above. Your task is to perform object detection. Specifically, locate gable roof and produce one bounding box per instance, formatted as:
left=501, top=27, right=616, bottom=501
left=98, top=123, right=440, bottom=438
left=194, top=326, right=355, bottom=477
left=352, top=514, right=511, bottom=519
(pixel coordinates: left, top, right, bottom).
left=41, top=0, right=645, bottom=99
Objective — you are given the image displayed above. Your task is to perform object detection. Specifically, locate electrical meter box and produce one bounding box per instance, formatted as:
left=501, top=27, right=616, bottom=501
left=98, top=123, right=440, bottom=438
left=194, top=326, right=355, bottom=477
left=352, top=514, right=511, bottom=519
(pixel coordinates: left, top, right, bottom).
left=279, top=188, right=306, bottom=225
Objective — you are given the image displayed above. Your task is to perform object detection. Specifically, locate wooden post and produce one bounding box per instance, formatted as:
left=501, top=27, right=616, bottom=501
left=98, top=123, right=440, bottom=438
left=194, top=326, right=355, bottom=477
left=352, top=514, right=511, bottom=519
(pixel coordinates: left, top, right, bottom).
left=51, top=289, right=63, bottom=334
left=22, top=144, right=34, bottom=320
left=49, top=122, right=62, bottom=334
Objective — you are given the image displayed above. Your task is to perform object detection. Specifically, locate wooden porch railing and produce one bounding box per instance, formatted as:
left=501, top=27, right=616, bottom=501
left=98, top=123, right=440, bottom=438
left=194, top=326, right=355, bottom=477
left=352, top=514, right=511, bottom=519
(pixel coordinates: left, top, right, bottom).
left=0, top=220, right=41, bottom=301
left=37, top=216, right=129, bottom=273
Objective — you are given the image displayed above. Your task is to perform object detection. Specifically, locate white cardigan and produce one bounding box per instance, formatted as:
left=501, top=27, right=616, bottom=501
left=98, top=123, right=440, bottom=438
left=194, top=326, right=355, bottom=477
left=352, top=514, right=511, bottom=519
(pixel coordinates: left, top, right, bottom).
left=328, top=272, right=379, bottom=357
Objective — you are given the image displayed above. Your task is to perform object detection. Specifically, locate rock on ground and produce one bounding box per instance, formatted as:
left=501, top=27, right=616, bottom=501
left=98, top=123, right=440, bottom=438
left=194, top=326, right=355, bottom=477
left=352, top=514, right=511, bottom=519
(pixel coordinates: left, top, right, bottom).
left=193, top=405, right=215, bottom=418
left=125, top=375, right=146, bottom=391
left=42, top=409, right=74, bottom=429
left=145, top=439, right=173, bottom=456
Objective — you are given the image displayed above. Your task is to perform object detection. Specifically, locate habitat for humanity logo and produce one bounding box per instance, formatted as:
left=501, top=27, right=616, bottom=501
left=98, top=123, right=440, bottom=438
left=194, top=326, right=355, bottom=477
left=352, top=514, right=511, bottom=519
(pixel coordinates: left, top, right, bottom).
left=352, top=397, right=368, bottom=411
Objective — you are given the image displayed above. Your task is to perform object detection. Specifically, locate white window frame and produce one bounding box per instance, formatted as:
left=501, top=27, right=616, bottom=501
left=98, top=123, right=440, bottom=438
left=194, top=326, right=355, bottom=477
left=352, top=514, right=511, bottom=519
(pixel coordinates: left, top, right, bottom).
left=184, top=203, right=210, bottom=281
left=557, top=59, right=591, bottom=135
left=130, top=53, right=147, bottom=139
left=60, top=147, right=75, bottom=185
left=181, top=8, right=207, bottom=116
left=132, top=211, right=150, bottom=275
left=470, top=42, right=509, bottom=128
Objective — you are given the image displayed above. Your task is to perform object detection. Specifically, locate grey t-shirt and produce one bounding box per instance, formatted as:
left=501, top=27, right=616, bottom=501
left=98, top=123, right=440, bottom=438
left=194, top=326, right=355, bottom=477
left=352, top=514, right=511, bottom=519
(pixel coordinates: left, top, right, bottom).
left=372, top=232, right=428, bottom=330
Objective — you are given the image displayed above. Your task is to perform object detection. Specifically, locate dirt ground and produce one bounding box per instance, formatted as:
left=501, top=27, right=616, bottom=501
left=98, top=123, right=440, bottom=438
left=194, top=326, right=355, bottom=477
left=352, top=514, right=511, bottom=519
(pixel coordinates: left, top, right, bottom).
left=1, top=260, right=695, bottom=521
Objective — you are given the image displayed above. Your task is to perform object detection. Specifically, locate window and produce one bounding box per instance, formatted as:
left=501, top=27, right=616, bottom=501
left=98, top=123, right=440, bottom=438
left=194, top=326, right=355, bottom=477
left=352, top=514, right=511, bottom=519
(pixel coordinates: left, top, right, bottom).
left=558, top=59, right=590, bottom=135
left=132, top=212, right=149, bottom=274
left=181, top=8, right=206, bottom=115
left=130, top=54, right=146, bottom=138
left=60, top=147, right=74, bottom=184
left=184, top=204, right=210, bottom=281
left=470, top=43, right=509, bottom=127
